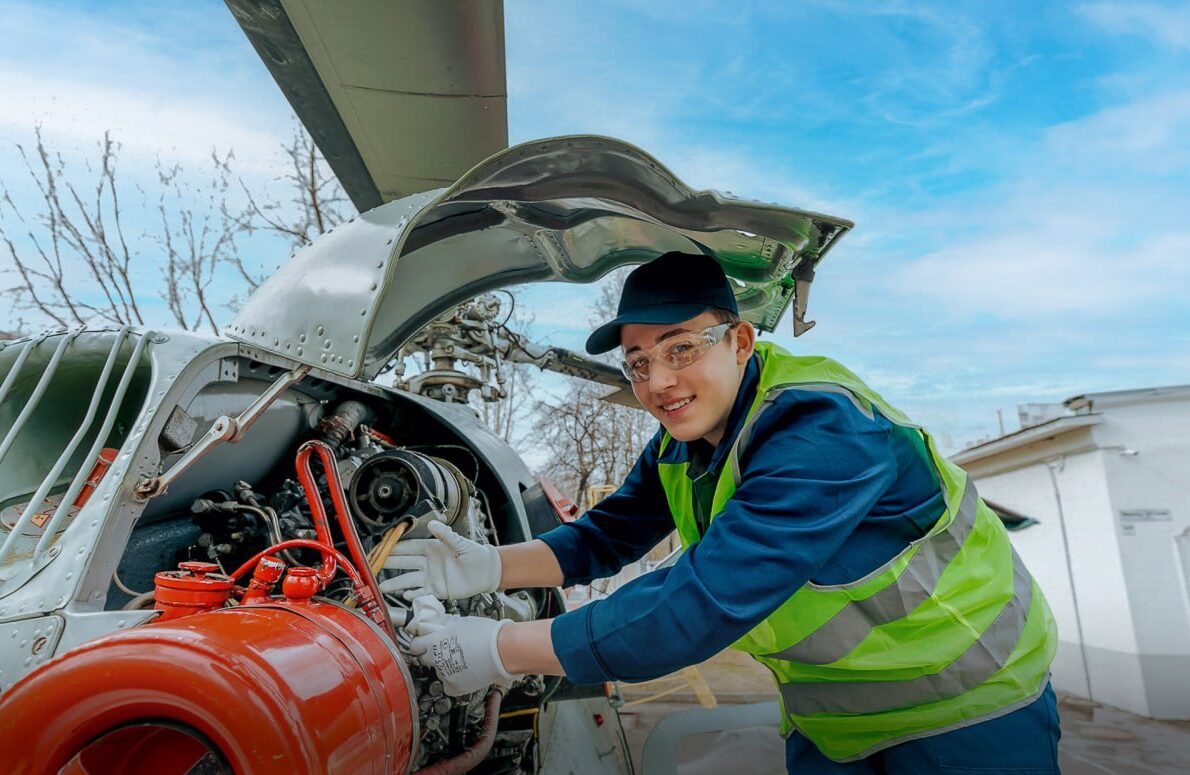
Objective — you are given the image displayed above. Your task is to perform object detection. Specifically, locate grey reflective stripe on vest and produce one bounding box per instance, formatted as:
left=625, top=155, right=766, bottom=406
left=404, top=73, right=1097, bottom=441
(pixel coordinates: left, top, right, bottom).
left=730, top=383, right=875, bottom=487
left=777, top=550, right=1034, bottom=715
left=762, top=479, right=980, bottom=665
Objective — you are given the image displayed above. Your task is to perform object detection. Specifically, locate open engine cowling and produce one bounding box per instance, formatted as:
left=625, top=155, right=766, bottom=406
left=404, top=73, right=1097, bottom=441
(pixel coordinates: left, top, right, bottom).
left=0, top=599, right=418, bottom=775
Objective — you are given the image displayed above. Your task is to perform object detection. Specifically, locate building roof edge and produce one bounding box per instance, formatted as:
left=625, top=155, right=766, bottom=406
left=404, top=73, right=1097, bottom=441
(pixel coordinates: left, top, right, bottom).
left=952, top=414, right=1102, bottom=466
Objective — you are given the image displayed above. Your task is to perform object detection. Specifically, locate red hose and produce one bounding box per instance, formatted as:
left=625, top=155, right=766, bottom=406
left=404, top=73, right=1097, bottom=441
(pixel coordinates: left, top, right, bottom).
left=229, top=539, right=358, bottom=587
left=415, top=689, right=505, bottom=775
left=294, top=442, right=340, bottom=582
left=295, top=440, right=397, bottom=641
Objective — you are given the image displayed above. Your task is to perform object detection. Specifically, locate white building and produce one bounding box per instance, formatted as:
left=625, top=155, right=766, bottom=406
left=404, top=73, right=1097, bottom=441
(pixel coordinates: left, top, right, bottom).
left=953, top=385, right=1190, bottom=720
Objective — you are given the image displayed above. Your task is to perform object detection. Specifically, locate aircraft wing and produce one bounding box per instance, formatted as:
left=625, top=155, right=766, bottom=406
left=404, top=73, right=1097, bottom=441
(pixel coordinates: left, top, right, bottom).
left=226, top=0, right=508, bottom=211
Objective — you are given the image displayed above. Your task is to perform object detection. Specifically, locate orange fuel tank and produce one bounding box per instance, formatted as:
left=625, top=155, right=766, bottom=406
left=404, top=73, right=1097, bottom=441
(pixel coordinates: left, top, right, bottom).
left=0, top=599, right=418, bottom=775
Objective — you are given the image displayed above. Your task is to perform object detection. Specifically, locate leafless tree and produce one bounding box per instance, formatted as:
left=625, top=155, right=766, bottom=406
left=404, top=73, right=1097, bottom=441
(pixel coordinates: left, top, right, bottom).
left=0, top=128, right=244, bottom=334
left=0, top=125, right=352, bottom=336
left=533, top=378, right=654, bottom=510
left=226, top=127, right=351, bottom=278
left=533, top=269, right=656, bottom=509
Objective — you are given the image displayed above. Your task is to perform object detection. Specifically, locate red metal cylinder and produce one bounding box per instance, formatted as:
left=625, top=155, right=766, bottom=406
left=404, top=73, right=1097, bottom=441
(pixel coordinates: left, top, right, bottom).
left=283, top=565, right=321, bottom=601
left=241, top=554, right=286, bottom=604
left=153, top=561, right=234, bottom=621
left=0, top=600, right=418, bottom=775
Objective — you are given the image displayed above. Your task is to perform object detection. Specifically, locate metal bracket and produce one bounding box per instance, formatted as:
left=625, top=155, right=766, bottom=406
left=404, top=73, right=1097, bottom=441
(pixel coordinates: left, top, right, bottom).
left=132, top=364, right=311, bottom=501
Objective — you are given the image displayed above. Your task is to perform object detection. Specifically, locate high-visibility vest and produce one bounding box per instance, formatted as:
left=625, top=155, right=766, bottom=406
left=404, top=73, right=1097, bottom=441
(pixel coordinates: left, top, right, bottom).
left=656, top=342, right=1057, bottom=761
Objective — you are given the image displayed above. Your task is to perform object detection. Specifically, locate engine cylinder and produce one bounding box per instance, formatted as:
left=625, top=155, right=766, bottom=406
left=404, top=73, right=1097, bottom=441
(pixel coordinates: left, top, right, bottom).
left=0, top=600, right=418, bottom=775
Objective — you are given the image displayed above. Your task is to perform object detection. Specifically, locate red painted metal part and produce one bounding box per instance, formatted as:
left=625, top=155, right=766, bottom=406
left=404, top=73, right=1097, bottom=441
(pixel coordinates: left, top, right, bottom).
left=294, top=440, right=396, bottom=641
left=292, top=442, right=339, bottom=581
left=0, top=600, right=418, bottom=775
left=153, top=561, right=234, bottom=621
left=228, top=538, right=350, bottom=587
left=539, top=476, right=579, bottom=522
left=59, top=724, right=216, bottom=774
left=282, top=565, right=321, bottom=600
left=73, top=447, right=118, bottom=509
left=241, top=554, right=286, bottom=604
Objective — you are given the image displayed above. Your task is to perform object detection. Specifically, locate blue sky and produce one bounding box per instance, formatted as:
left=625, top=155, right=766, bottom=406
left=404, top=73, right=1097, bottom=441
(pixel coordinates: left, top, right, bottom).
left=2, top=1, right=1188, bottom=451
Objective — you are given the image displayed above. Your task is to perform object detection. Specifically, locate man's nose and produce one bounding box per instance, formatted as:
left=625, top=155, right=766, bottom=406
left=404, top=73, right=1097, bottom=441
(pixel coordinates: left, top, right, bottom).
left=648, top=362, right=679, bottom=393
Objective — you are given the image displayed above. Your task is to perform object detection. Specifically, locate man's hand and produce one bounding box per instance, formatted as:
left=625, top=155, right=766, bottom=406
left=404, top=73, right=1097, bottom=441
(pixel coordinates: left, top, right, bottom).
left=380, top=520, right=502, bottom=601
left=406, top=596, right=517, bottom=697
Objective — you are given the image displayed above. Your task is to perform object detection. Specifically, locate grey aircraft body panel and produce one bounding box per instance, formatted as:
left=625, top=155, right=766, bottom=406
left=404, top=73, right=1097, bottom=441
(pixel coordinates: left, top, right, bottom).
left=227, top=0, right=508, bottom=210
left=227, top=135, right=853, bottom=382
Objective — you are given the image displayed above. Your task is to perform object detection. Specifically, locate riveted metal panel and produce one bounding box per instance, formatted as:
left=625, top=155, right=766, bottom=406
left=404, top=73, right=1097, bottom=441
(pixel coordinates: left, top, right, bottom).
left=0, top=332, right=234, bottom=648
left=0, top=614, right=63, bottom=693
left=227, top=191, right=440, bottom=379
left=228, top=136, right=853, bottom=382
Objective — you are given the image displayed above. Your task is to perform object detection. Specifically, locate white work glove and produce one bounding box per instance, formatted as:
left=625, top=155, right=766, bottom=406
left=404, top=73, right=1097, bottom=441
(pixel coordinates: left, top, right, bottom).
left=406, top=596, right=516, bottom=697
left=380, top=520, right=502, bottom=601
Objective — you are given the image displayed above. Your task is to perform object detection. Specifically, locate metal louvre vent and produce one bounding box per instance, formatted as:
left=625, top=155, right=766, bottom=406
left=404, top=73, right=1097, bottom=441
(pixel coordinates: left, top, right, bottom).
left=0, top=329, right=152, bottom=589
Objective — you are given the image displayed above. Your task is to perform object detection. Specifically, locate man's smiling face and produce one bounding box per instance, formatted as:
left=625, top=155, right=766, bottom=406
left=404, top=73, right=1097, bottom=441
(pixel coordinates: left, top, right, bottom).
left=622, top=310, right=755, bottom=446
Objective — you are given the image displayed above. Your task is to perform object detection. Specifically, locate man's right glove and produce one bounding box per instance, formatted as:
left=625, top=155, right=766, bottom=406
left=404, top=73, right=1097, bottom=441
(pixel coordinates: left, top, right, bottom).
left=405, top=596, right=517, bottom=697
left=379, top=520, right=502, bottom=601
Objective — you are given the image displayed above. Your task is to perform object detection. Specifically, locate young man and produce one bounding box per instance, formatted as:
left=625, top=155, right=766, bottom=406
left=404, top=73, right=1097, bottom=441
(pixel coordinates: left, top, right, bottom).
left=385, top=251, right=1061, bottom=773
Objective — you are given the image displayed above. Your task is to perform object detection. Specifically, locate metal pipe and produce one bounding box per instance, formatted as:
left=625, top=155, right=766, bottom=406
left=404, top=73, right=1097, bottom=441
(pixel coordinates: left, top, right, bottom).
left=228, top=539, right=358, bottom=587
left=32, top=330, right=149, bottom=562
left=0, top=331, right=49, bottom=408
left=1045, top=457, right=1095, bottom=703
left=293, top=442, right=349, bottom=583
left=0, top=331, right=89, bottom=566
left=133, top=363, right=311, bottom=501
left=6, top=327, right=128, bottom=562
left=0, top=330, right=79, bottom=466
left=415, top=689, right=505, bottom=775
left=295, top=440, right=396, bottom=641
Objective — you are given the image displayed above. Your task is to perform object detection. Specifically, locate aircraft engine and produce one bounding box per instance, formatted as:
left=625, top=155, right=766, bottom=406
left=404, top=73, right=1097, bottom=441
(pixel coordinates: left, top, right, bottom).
left=0, top=392, right=550, bottom=774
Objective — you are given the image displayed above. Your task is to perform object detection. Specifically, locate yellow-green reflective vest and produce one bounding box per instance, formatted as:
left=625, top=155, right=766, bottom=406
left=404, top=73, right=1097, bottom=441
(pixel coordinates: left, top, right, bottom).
left=656, top=342, right=1057, bottom=762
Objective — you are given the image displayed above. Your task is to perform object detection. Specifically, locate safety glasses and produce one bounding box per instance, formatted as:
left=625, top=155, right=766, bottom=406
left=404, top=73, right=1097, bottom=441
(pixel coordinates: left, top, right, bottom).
left=620, top=323, right=735, bottom=383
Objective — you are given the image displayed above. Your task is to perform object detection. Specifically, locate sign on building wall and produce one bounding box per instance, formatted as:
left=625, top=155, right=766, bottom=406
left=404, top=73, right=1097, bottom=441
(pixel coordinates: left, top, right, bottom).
left=1118, top=508, right=1173, bottom=536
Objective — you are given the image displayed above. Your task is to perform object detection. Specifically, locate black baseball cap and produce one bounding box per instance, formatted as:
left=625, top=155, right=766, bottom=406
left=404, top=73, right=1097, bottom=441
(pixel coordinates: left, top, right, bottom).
left=585, top=251, right=738, bottom=355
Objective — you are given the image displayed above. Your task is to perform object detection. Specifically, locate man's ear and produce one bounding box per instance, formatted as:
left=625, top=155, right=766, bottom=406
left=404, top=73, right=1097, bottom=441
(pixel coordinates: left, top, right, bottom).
left=734, top=321, right=756, bottom=364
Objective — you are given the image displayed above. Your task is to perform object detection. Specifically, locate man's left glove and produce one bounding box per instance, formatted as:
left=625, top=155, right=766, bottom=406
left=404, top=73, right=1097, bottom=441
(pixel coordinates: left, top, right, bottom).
left=406, top=596, right=518, bottom=697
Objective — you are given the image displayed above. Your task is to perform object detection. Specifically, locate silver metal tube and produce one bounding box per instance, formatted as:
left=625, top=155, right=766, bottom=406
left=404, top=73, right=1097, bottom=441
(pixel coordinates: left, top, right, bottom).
left=227, top=364, right=312, bottom=443
left=29, top=328, right=139, bottom=564
left=132, top=364, right=311, bottom=501
left=30, top=331, right=150, bottom=563
left=0, top=332, right=50, bottom=409
left=0, top=328, right=129, bottom=563
left=0, top=330, right=80, bottom=467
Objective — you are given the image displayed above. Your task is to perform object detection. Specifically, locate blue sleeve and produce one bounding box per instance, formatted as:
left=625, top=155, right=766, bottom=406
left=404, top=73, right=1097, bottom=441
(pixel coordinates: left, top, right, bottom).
left=550, top=391, right=897, bottom=683
left=536, top=431, right=677, bottom=586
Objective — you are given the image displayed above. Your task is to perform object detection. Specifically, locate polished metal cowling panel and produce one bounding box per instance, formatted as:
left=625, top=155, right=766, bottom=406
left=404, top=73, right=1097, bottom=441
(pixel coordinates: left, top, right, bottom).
left=229, top=135, right=853, bottom=381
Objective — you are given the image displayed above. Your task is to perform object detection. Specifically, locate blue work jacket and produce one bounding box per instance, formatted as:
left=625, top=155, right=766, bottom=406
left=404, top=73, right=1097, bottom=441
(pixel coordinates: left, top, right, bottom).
left=539, top=353, right=948, bottom=684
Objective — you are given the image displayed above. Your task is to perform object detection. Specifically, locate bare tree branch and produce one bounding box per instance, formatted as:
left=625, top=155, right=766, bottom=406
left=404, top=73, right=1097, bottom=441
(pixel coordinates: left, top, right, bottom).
left=0, top=128, right=254, bottom=335
left=224, top=124, right=352, bottom=290
left=530, top=268, right=654, bottom=508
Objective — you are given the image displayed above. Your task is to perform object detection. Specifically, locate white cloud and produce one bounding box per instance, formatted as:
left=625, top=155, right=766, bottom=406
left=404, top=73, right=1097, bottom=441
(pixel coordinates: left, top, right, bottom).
left=0, top=1, right=296, bottom=180
left=895, top=224, right=1190, bottom=317
left=1045, top=90, right=1190, bottom=173
left=1079, top=2, right=1190, bottom=49
left=0, top=67, right=288, bottom=175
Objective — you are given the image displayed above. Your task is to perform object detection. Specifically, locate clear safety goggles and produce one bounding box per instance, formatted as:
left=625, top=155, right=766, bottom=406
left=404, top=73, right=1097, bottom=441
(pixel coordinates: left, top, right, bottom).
left=620, top=322, right=735, bottom=384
